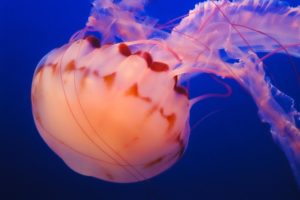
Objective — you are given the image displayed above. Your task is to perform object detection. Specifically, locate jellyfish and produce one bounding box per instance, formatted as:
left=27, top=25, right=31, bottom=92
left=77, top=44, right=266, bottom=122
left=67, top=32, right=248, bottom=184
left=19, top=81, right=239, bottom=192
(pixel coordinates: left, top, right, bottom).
left=31, top=0, right=300, bottom=185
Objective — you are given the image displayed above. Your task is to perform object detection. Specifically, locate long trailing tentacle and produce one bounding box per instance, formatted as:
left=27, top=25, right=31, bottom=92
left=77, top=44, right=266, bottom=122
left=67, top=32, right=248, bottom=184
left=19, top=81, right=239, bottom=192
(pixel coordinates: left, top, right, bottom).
left=170, top=0, right=300, bottom=186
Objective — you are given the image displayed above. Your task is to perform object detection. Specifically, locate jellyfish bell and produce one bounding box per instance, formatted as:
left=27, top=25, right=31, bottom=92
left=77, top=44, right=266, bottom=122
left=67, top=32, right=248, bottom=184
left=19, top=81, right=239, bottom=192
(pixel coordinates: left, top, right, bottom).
left=31, top=0, right=194, bottom=183
left=31, top=32, right=191, bottom=182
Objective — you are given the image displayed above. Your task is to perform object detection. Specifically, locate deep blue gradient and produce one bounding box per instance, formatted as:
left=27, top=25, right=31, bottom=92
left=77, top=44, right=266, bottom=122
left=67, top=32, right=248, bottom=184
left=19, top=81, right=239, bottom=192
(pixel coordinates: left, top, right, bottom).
left=1, top=0, right=300, bottom=199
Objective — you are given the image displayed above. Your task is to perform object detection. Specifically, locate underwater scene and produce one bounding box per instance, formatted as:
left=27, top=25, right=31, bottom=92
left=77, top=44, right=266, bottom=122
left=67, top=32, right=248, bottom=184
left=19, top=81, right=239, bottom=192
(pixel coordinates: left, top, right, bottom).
left=1, top=0, right=300, bottom=199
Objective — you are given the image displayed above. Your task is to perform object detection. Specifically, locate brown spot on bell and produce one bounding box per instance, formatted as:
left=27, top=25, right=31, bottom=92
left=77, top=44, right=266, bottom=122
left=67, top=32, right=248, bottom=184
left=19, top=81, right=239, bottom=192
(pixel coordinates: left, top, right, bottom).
left=119, top=43, right=132, bottom=57
left=173, top=76, right=188, bottom=97
left=144, top=157, right=164, bottom=168
left=149, top=62, right=169, bottom=72
left=160, top=109, right=176, bottom=131
left=125, top=83, right=139, bottom=97
left=85, top=35, right=101, bottom=48
left=103, top=73, right=116, bottom=89
left=65, top=60, right=76, bottom=72
left=125, top=83, right=152, bottom=102
left=134, top=51, right=153, bottom=67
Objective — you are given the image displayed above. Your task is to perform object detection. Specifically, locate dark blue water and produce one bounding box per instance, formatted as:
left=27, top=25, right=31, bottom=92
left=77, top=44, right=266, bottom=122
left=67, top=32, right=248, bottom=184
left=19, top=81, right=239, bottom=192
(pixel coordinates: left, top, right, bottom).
left=1, top=0, right=300, bottom=199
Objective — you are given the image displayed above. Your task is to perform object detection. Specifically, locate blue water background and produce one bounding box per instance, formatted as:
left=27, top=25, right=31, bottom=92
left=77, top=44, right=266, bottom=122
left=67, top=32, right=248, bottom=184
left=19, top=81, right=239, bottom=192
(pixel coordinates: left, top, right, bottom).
left=1, top=0, right=300, bottom=199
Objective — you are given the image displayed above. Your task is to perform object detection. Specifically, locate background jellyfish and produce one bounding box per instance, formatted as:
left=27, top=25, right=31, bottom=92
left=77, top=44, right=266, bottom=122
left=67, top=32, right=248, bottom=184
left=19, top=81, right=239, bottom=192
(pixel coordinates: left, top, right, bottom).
left=31, top=0, right=300, bottom=189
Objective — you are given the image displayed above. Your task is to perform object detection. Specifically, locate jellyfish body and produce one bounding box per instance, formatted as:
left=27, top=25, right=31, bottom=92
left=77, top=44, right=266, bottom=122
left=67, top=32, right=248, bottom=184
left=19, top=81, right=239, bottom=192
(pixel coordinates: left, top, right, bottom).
left=32, top=0, right=300, bottom=185
left=31, top=36, right=190, bottom=182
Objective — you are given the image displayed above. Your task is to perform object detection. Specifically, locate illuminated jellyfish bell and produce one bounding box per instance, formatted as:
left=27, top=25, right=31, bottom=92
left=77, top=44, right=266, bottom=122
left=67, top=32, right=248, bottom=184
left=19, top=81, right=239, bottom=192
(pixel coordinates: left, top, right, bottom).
left=32, top=0, right=300, bottom=185
left=31, top=40, right=189, bottom=183
left=31, top=0, right=190, bottom=183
